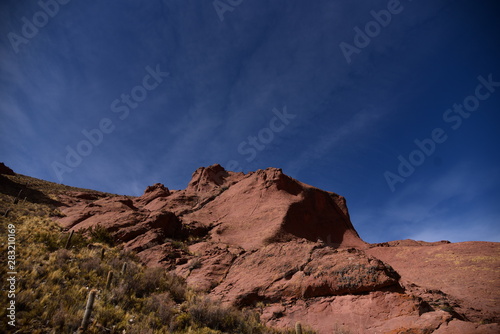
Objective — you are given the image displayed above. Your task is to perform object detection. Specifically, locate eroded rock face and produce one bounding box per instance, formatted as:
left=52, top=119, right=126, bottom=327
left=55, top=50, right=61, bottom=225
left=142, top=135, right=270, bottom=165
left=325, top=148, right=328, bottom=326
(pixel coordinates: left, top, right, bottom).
left=54, top=164, right=500, bottom=333
left=182, top=167, right=365, bottom=250
left=175, top=242, right=243, bottom=292
left=212, top=241, right=400, bottom=307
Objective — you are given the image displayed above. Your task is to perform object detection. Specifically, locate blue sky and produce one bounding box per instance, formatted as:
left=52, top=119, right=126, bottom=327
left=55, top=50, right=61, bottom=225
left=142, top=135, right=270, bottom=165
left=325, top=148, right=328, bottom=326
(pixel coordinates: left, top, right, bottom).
left=1, top=0, right=499, bottom=243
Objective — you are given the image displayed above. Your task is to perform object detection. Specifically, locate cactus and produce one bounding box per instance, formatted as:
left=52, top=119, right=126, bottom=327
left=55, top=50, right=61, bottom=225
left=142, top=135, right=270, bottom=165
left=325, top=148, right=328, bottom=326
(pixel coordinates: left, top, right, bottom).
left=106, top=270, right=114, bottom=290
left=295, top=322, right=303, bottom=334
left=13, top=189, right=23, bottom=204
left=121, top=262, right=127, bottom=275
left=65, top=230, right=74, bottom=249
left=80, top=289, right=96, bottom=332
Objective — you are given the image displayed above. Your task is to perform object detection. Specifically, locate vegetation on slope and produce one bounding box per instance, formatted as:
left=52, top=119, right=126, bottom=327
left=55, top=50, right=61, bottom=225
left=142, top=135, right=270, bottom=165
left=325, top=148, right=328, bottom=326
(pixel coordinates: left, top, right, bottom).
left=0, top=173, right=314, bottom=334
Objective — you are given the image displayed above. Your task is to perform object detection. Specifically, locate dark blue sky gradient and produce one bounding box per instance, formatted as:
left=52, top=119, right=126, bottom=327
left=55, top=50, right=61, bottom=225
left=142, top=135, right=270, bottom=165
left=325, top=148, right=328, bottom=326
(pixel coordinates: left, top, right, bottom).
left=1, top=0, right=499, bottom=243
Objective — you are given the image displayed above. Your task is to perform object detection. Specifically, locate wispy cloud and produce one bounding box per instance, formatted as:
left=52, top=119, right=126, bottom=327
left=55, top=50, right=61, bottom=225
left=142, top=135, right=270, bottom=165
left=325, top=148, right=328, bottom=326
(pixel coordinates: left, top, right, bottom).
left=0, top=1, right=498, bottom=243
left=355, top=162, right=500, bottom=243
left=285, top=108, right=387, bottom=177
left=407, top=216, right=500, bottom=243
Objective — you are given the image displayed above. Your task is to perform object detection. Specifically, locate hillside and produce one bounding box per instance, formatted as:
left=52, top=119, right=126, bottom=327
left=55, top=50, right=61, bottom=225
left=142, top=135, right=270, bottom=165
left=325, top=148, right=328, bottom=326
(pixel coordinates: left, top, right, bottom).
left=1, top=163, right=499, bottom=333
left=0, top=166, right=311, bottom=334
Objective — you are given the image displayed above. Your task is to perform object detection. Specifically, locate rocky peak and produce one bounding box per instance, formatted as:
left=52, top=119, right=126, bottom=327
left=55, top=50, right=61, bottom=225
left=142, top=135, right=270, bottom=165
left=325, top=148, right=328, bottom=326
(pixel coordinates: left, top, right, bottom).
left=144, top=183, right=170, bottom=194
left=187, top=164, right=229, bottom=193
left=251, top=167, right=303, bottom=195
left=135, top=183, right=171, bottom=206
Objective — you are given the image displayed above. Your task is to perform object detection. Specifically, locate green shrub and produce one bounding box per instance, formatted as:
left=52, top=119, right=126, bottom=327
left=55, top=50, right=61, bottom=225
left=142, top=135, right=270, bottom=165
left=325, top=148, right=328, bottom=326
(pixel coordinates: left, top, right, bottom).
left=188, top=297, right=264, bottom=334
left=88, top=224, right=115, bottom=246
left=33, top=231, right=61, bottom=251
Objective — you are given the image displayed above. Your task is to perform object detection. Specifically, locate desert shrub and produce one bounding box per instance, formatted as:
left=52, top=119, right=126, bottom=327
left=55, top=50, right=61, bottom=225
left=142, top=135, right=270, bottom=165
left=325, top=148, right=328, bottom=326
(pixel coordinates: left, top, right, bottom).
left=51, top=304, right=82, bottom=332
left=163, top=271, right=188, bottom=303
left=67, top=230, right=89, bottom=249
left=187, top=296, right=264, bottom=334
left=95, top=302, right=127, bottom=330
left=52, top=248, right=72, bottom=268
left=142, top=293, right=175, bottom=328
left=33, top=230, right=61, bottom=251
left=127, top=267, right=187, bottom=302
left=188, top=257, right=203, bottom=270
left=170, top=313, right=193, bottom=331
left=79, top=256, right=103, bottom=274
left=129, top=267, right=165, bottom=298
left=170, top=238, right=190, bottom=252
left=88, top=224, right=115, bottom=246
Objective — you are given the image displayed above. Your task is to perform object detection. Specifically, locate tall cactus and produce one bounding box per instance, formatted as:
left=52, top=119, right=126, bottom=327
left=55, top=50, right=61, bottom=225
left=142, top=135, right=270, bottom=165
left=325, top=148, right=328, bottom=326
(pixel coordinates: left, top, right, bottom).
left=106, top=271, right=114, bottom=290
left=121, top=262, right=127, bottom=275
left=13, top=189, right=22, bottom=204
left=295, top=322, right=303, bottom=334
left=80, top=289, right=96, bottom=332
left=65, top=230, right=74, bottom=249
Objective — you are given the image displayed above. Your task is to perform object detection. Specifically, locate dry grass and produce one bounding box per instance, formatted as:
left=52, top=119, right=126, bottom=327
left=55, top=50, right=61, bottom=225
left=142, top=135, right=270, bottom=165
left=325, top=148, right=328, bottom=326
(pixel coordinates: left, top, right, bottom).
left=0, top=173, right=315, bottom=333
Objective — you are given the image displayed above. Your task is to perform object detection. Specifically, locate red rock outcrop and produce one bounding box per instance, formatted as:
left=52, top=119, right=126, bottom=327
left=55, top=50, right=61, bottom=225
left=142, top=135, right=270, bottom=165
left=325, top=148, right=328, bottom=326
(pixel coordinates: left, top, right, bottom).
left=211, top=241, right=400, bottom=307
left=182, top=167, right=365, bottom=250
left=54, top=164, right=500, bottom=333
left=136, top=183, right=171, bottom=206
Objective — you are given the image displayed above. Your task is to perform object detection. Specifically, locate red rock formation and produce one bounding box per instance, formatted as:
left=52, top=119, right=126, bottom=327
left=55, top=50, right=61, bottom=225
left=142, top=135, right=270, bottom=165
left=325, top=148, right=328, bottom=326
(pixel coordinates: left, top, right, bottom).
left=182, top=167, right=365, bottom=250
left=211, top=241, right=400, bottom=307
left=187, top=164, right=231, bottom=193
left=54, top=164, right=500, bottom=333
left=136, top=183, right=170, bottom=206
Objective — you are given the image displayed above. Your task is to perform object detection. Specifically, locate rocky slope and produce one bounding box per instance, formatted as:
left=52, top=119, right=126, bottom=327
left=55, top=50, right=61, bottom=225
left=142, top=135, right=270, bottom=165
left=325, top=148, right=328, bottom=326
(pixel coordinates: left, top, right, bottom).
left=7, top=163, right=498, bottom=333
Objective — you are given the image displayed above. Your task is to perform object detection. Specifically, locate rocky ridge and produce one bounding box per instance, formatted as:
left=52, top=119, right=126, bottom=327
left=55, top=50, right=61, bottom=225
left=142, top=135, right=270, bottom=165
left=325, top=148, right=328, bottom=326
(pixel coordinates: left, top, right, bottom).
left=52, top=164, right=500, bottom=333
